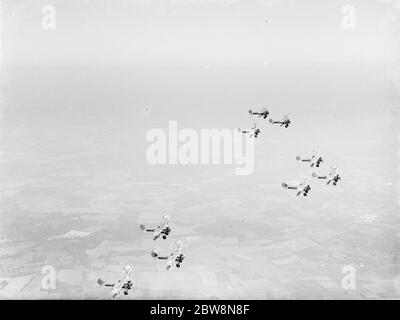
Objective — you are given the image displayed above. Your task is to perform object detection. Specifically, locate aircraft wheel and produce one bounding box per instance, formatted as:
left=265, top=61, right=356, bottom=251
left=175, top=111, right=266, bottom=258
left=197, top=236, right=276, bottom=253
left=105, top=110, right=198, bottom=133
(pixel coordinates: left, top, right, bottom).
left=124, top=291, right=128, bottom=295
left=176, top=264, right=180, bottom=268
left=163, top=236, right=167, bottom=239
left=333, top=182, right=337, bottom=186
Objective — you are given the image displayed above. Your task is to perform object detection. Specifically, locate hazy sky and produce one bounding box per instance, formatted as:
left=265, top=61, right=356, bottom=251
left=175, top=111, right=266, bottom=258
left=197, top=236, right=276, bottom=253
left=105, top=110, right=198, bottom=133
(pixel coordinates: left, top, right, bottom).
left=0, top=0, right=399, bottom=128
left=2, top=0, right=398, bottom=65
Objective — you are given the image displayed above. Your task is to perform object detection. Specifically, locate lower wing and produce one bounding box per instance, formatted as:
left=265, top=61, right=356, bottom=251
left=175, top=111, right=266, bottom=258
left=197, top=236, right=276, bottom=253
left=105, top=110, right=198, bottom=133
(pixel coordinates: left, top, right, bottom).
left=111, top=281, right=124, bottom=297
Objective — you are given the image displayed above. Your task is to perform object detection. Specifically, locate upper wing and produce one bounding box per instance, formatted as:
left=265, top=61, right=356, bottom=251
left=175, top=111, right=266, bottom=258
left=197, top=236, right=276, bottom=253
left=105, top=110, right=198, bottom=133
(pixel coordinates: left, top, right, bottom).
left=124, top=270, right=132, bottom=283
left=312, top=149, right=320, bottom=158
left=297, top=177, right=308, bottom=191
left=176, top=240, right=184, bottom=255
left=261, top=107, right=268, bottom=113
left=153, top=229, right=161, bottom=240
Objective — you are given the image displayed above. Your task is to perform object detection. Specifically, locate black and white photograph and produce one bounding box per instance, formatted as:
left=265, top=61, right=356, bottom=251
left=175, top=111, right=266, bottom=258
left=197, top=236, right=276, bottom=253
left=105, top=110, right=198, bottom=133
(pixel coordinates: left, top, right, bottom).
left=0, top=0, right=399, bottom=304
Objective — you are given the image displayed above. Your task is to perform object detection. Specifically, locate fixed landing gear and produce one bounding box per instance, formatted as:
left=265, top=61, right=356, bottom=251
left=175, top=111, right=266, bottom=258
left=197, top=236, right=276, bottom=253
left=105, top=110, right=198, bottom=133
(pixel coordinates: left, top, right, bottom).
left=332, top=175, right=341, bottom=186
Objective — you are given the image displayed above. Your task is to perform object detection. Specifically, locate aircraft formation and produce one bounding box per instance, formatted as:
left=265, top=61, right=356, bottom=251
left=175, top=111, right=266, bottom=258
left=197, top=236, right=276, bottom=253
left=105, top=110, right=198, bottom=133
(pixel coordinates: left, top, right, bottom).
left=141, top=215, right=185, bottom=270
left=97, top=105, right=341, bottom=298
left=239, top=107, right=291, bottom=138
left=282, top=149, right=341, bottom=197
left=98, top=215, right=184, bottom=298
left=241, top=107, right=342, bottom=197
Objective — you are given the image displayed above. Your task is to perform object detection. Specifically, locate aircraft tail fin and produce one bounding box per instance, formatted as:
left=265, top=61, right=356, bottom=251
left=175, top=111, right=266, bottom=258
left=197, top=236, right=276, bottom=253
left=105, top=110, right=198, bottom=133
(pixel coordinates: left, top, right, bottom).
left=151, top=249, right=160, bottom=258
